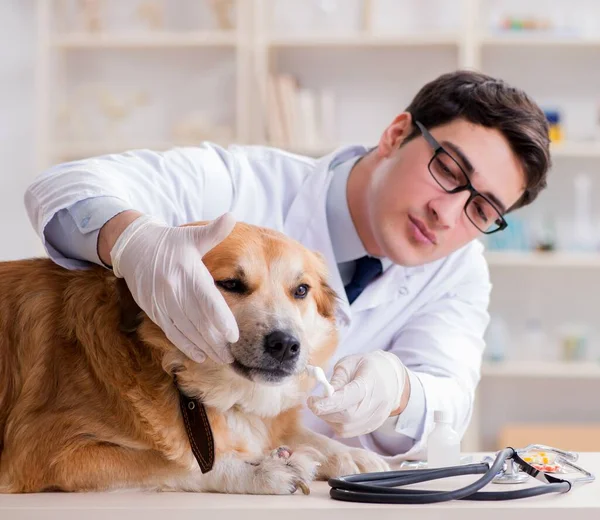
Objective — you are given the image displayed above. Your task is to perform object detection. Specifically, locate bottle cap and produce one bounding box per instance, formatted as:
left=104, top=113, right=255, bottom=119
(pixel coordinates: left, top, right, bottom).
left=544, top=109, right=560, bottom=124
left=434, top=409, right=450, bottom=423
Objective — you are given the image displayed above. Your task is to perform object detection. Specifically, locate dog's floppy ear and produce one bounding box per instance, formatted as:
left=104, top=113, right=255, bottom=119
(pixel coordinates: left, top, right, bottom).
left=312, top=251, right=339, bottom=319
left=315, top=279, right=339, bottom=318
left=115, top=277, right=143, bottom=334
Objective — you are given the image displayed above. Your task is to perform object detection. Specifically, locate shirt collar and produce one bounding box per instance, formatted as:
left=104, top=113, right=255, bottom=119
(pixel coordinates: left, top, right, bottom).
left=326, top=153, right=368, bottom=264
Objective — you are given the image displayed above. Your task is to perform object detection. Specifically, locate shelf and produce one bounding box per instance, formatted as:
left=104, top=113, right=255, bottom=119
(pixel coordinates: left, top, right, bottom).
left=270, top=143, right=341, bottom=157
left=51, top=32, right=238, bottom=49
left=79, top=140, right=600, bottom=160
left=551, top=142, right=600, bottom=158
left=266, top=33, right=600, bottom=49
left=51, top=140, right=228, bottom=159
left=480, top=34, right=600, bottom=47
left=277, top=142, right=600, bottom=160
left=266, top=33, right=461, bottom=48
left=485, top=251, right=600, bottom=268
left=58, top=141, right=600, bottom=163
left=482, top=361, right=600, bottom=379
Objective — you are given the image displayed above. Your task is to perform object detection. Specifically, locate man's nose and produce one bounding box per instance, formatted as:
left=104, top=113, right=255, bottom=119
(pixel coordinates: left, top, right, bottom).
left=429, top=191, right=470, bottom=228
left=264, top=330, right=301, bottom=363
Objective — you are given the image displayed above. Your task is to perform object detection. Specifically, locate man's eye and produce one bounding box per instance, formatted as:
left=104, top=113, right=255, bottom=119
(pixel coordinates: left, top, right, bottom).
left=475, top=203, right=489, bottom=222
left=433, top=157, right=455, bottom=179
left=216, top=279, right=247, bottom=294
left=294, top=284, right=310, bottom=299
left=442, top=165, right=456, bottom=178
left=440, top=163, right=460, bottom=181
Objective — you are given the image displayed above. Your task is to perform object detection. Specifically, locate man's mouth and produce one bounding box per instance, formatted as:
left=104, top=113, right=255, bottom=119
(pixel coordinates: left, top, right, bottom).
left=408, top=216, right=437, bottom=245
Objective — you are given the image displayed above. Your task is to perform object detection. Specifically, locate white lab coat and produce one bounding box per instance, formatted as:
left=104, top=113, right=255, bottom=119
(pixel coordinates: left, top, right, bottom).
left=25, top=142, right=491, bottom=463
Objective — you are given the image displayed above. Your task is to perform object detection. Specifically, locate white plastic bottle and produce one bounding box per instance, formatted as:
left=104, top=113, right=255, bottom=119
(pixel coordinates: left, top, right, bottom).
left=427, top=410, right=461, bottom=468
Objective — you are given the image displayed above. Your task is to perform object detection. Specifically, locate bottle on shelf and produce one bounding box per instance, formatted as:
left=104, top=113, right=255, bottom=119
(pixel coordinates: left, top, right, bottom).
left=483, top=313, right=510, bottom=363
left=518, top=318, right=549, bottom=362
left=544, top=109, right=563, bottom=143
left=571, top=173, right=597, bottom=252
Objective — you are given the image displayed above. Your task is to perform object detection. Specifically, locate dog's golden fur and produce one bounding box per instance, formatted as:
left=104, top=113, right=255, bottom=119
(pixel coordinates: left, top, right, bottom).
left=0, top=222, right=389, bottom=494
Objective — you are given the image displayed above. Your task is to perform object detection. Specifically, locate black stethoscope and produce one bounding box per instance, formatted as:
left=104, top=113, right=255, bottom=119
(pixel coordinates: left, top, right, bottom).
left=328, top=446, right=595, bottom=503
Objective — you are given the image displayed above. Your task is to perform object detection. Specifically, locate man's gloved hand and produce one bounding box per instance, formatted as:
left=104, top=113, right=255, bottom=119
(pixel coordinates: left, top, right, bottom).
left=307, top=350, right=407, bottom=438
left=110, top=212, right=239, bottom=364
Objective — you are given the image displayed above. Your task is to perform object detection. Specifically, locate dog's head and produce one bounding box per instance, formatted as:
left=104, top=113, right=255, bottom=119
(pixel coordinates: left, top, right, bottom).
left=128, top=221, right=339, bottom=415
left=202, top=222, right=338, bottom=385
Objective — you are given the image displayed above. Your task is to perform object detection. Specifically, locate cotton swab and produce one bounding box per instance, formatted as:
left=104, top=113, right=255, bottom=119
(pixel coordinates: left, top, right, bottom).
left=305, top=364, right=335, bottom=397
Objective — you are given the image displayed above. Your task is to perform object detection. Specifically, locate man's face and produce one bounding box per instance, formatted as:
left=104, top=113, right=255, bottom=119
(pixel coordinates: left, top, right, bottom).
left=367, top=117, right=526, bottom=266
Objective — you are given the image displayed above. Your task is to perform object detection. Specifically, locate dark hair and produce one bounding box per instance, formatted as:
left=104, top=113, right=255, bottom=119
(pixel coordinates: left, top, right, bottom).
left=403, top=70, right=550, bottom=212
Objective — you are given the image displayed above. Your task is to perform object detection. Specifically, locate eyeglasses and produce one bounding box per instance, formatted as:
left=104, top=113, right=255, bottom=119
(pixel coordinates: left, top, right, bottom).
left=415, top=121, right=508, bottom=235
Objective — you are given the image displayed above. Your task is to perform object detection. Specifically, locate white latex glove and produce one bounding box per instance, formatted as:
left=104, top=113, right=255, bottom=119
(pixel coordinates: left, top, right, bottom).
left=110, top=212, right=239, bottom=364
left=307, top=350, right=407, bottom=438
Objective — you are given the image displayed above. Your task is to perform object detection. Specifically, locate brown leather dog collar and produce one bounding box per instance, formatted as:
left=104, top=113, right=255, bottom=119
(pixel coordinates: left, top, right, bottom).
left=174, top=378, right=215, bottom=473
left=114, top=281, right=215, bottom=473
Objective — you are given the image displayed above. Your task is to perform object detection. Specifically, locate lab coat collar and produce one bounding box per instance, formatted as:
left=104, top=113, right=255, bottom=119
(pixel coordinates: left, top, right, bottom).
left=284, top=146, right=356, bottom=326
left=283, top=145, right=428, bottom=323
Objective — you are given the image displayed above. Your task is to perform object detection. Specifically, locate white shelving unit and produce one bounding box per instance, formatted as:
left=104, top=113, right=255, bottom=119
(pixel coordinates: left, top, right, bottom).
left=36, top=1, right=600, bottom=165
left=254, top=0, right=600, bottom=157
left=35, top=0, right=600, bottom=451
left=462, top=360, right=600, bottom=452
left=254, top=0, right=477, bottom=150
left=255, top=0, right=600, bottom=453
left=35, top=0, right=252, bottom=170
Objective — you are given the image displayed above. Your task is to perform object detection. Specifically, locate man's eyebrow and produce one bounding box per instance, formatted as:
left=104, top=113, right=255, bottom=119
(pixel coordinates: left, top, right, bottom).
left=441, top=140, right=507, bottom=214
left=442, top=140, right=474, bottom=175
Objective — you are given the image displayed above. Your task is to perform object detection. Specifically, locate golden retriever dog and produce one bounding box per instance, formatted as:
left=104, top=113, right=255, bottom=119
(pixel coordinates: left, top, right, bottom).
left=0, top=222, right=389, bottom=494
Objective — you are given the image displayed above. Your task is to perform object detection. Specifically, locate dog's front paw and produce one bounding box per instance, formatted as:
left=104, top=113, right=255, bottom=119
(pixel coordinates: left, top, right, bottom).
left=317, top=447, right=390, bottom=479
left=249, top=445, right=322, bottom=495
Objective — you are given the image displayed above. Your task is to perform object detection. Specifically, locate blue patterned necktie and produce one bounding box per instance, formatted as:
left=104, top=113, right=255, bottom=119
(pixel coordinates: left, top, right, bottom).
left=344, top=255, right=383, bottom=304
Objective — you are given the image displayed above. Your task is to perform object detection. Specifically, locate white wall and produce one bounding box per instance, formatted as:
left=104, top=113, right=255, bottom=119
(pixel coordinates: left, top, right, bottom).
left=0, top=1, right=43, bottom=261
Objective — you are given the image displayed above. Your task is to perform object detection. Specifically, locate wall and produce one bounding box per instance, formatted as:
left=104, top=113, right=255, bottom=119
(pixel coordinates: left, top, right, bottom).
left=0, top=1, right=44, bottom=261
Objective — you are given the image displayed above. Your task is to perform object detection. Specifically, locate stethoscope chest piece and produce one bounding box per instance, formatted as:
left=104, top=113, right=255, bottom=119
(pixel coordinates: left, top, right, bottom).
left=490, top=458, right=530, bottom=484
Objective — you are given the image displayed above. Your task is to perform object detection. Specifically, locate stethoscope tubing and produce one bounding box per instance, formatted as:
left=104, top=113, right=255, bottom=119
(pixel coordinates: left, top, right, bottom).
left=328, top=448, right=572, bottom=504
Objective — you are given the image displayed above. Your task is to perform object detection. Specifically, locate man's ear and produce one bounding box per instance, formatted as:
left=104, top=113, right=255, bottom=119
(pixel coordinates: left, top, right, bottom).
left=376, top=111, right=414, bottom=158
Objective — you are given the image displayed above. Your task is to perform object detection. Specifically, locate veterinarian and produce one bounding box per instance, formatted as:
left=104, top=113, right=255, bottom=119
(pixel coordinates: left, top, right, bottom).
left=24, top=70, right=550, bottom=462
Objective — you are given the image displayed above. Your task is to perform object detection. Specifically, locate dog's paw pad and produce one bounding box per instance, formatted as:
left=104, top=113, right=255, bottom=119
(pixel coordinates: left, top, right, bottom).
left=271, top=446, right=293, bottom=459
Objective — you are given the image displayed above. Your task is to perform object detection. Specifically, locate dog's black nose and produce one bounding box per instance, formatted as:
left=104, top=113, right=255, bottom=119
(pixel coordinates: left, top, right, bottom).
left=264, top=331, right=300, bottom=363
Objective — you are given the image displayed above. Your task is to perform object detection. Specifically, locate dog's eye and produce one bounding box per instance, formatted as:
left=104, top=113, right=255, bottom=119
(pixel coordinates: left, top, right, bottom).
left=294, top=284, right=310, bottom=299
left=216, top=279, right=247, bottom=294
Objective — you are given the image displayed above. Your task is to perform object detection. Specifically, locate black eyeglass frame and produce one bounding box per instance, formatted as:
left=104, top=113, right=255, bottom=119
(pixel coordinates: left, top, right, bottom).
left=414, top=120, right=508, bottom=235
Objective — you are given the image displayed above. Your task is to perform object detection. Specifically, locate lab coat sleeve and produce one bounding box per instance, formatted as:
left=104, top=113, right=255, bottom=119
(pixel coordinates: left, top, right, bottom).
left=43, top=197, right=133, bottom=269
left=362, top=244, right=491, bottom=461
left=24, top=143, right=236, bottom=269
